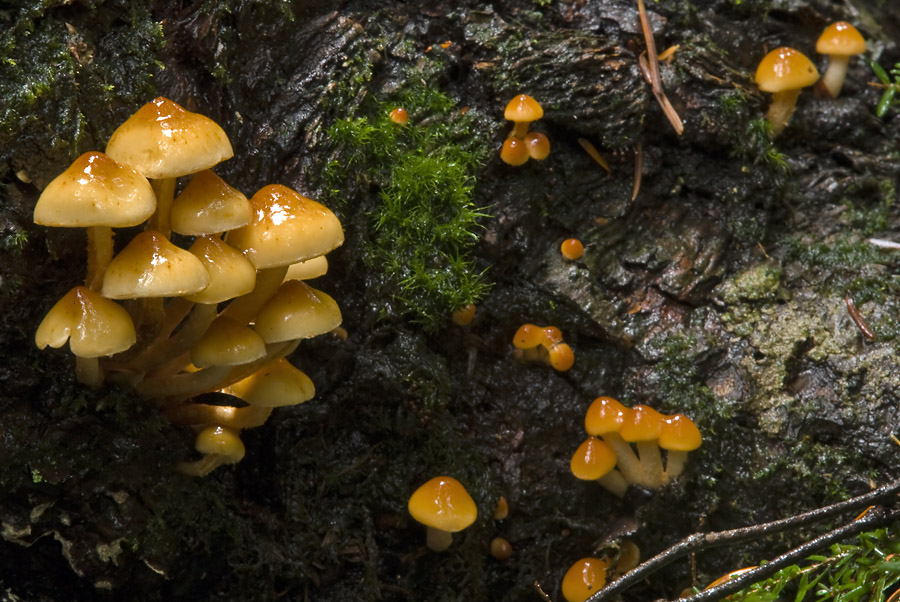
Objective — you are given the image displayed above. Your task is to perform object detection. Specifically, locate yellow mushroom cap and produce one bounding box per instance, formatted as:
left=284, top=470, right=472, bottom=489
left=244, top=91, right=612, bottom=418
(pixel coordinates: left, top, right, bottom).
left=105, top=97, right=234, bottom=179
left=619, top=405, right=665, bottom=442
left=170, top=170, right=252, bottom=235
left=570, top=437, right=617, bottom=480
left=33, top=151, right=155, bottom=228
left=185, top=235, right=256, bottom=304
left=408, top=476, right=478, bottom=533
left=191, top=316, right=266, bottom=368
left=35, top=286, right=135, bottom=357
left=226, top=184, right=344, bottom=269
left=584, top=396, right=627, bottom=436
left=548, top=342, right=575, bottom=371
left=227, top=358, right=316, bottom=408
left=101, top=230, right=211, bottom=299
left=252, top=279, right=342, bottom=343
left=562, top=557, right=610, bottom=602
left=284, top=255, right=329, bottom=281
left=500, top=137, right=529, bottom=166
left=755, top=47, right=819, bottom=93
left=194, top=425, right=245, bottom=461
left=524, top=131, right=551, bottom=160
left=658, top=413, right=702, bottom=451
left=816, top=22, right=865, bottom=56
left=504, top=94, right=543, bottom=122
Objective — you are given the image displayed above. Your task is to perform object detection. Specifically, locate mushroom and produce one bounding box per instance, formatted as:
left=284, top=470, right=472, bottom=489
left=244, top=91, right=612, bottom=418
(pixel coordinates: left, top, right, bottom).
left=284, top=256, right=329, bottom=282
left=252, top=279, right=342, bottom=344
left=561, top=238, right=584, bottom=260
left=408, top=476, right=478, bottom=552
left=101, top=230, right=210, bottom=299
left=170, top=170, right=252, bottom=236
left=190, top=316, right=267, bottom=369
left=492, top=496, right=509, bottom=520
left=500, top=136, right=529, bottom=166
left=389, top=107, right=409, bottom=125
left=570, top=436, right=628, bottom=497
left=105, top=97, right=234, bottom=237
left=504, top=94, right=543, bottom=139
left=512, top=323, right=544, bottom=350
left=176, top=425, right=245, bottom=477
left=619, top=404, right=666, bottom=488
left=451, top=303, right=476, bottom=326
left=816, top=21, right=866, bottom=98
left=32, top=151, right=155, bottom=289
left=184, top=235, right=256, bottom=305
left=562, top=557, right=610, bottom=602
left=490, top=537, right=513, bottom=561
left=755, top=47, right=820, bottom=136
left=547, top=341, right=575, bottom=371
left=524, top=131, right=550, bottom=160
left=227, top=358, right=316, bottom=408
left=35, top=286, right=136, bottom=388
left=659, top=413, right=702, bottom=482
left=584, top=396, right=642, bottom=485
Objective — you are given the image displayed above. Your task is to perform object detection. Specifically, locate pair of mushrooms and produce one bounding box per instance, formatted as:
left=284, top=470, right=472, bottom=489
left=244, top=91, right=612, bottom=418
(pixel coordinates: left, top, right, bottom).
left=500, top=94, right=551, bottom=166
left=570, top=397, right=702, bottom=497
left=756, top=21, right=866, bottom=136
left=512, top=323, right=575, bottom=372
left=33, top=97, right=344, bottom=475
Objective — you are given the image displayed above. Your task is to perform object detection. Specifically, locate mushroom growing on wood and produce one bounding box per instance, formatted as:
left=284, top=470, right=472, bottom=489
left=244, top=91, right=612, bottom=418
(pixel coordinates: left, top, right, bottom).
left=816, top=22, right=866, bottom=98
left=408, top=476, right=478, bottom=552
left=755, top=47, right=819, bottom=136
left=176, top=425, right=245, bottom=477
left=562, top=557, right=610, bottom=602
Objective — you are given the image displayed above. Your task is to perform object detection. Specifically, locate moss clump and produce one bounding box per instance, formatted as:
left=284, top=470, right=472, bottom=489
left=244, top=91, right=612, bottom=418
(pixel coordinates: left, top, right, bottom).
left=322, top=56, right=491, bottom=331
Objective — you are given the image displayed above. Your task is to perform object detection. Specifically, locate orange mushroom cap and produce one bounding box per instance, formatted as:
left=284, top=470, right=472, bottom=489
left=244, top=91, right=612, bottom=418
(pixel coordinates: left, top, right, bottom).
left=524, top=131, right=550, bottom=160
left=658, top=413, right=702, bottom=451
left=561, top=238, right=584, bottom=260
left=513, top=323, right=543, bottom=349
left=570, top=436, right=617, bottom=480
left=500, top=137, right=529, bottom=166
left=755, top=47, right=819, bottom=93
left=541, top=326, right=563, bottom=347
left=619, top=405, right=665, bottom=442
left=408, top=476, right=478, bottom=533
left=504, top=94, right=543, bottom=122
left=548, top=341, right=575, bottom=371
left=452, top=303, right=476, bottom=326
left=562, top=557, right=609, bottom=602
left=584, top=396, right=627, bottom=436
left=389, top=107, right=409, bottom=125
left=816, top=22, right=865, bottom=56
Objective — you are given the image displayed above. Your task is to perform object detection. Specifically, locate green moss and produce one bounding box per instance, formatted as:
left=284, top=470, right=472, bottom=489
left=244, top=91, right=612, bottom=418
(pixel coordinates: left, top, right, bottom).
left=321, top=55, right=491, bottom=332
left=715, top=262, right=784, bottom=305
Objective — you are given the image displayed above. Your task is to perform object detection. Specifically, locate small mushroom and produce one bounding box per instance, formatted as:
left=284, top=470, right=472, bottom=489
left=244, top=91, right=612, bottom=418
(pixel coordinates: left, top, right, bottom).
left=755, top=47, right=819, bottom=136
left=570, top=436, right=628, bottom=497
left=619, top=405, right=666, bottom=489
left=562, top=557, right=610, bottom=602
left=584, top=397, right=641, bottom=486
left=659, top=413, right=702, bottom=482
left=561, top=238, right=584, bottom=260
left=500, top=136, right=529, bottom=166
left=816, top=21, right=866, bottom=98
left=524, top=131, right=550, bottom=160
left=408, top=476, right=478, bottom=552
left=504, top=94, right=543, bottom=139
left=176, top=425, right=245, bottom=477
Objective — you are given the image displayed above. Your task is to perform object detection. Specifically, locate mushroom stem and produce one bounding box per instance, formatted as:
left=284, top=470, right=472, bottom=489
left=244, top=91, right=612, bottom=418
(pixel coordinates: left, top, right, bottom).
left=129, top=302, right=216, bottom=373
left=138, top=365, right=232, bottom=402
left=176, top=453, right=232, bottom=477
left=765, top=89, right=802, bottom=137
left=425, top=527, right=454, bottom=553
left=601, top=432, right=642, bottom=485
left=85, top=226, right=114, bottom=290
left=597, top=469, right=629, bottom=498
left=664, top=450, right=689, bottom=482
left=149, top=177, right=177, bottom=238
left=820, top=55, right=850, bottom=99
left=510, top=122, right=530, bottom=139
left=75, top=356, right=104, bottom=389
left=636, top=440, right=665, bottom=489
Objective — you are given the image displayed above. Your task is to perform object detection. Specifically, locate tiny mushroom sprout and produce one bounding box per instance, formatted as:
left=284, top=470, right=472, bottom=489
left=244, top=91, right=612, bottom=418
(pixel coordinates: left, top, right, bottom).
left=408, top=476, right=478, bottom=552
left=524, top=131, right=551, bottom=160
left=500, top=137, right=529, bottom=166
left=755, top=47, right=820, bottom=136
left=176, top=425, right=246, bottom=477
left=504, top=94, right=544, bottom=139
left=658, top=413, right=702, bottom=482
left=562, top=557, right=610, bottom=602
left=561, top=238, right=584, bottom=260
left=816, top=22, right=866, bottom=98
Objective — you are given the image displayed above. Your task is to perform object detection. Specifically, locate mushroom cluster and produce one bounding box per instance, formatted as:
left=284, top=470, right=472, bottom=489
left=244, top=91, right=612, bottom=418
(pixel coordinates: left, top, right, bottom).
left=570, top=396, right=701, bottom=496
left=512, top=323, right=575, bottom=372
left=755, top=22, right=866, bottom=135
left=33, top=97, right=344, bottom=476
left=500, top=94, right=550, bottom=166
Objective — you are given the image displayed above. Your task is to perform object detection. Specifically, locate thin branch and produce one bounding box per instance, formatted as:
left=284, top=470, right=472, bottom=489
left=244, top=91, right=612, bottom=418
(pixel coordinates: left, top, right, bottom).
left=636, top=0, right=684, bottom=135
left=585, top=478, right=900, bottom=602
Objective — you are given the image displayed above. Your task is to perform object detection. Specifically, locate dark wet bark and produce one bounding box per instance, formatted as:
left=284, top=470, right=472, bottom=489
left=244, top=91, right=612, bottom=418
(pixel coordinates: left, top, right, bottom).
left=3, top=1, right=900, bottom=601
